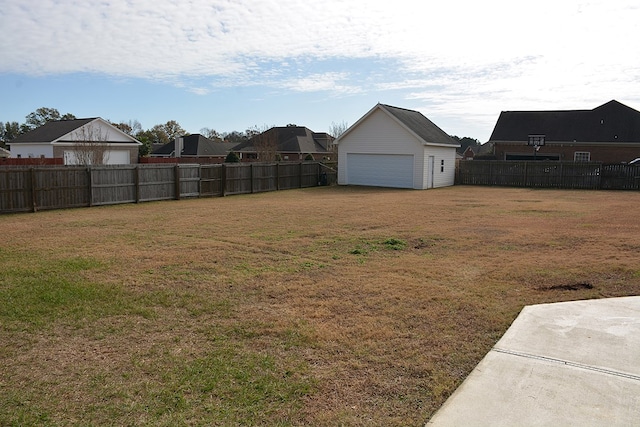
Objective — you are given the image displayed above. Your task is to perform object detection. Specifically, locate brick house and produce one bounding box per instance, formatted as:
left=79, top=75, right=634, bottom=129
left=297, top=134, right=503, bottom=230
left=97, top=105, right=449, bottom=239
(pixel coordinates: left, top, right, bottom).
left=486, top=100, right=640, bottom=163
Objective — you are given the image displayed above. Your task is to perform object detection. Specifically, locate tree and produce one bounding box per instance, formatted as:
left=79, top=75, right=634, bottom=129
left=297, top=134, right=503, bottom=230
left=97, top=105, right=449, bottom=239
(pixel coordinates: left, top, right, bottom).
left=134, top=130, right=154, bottom=157
left=328, top=121, right=348, bottom=157
left=68, top=124, right=110, bottom=165
left=200, top=127, right=222, bottom=140
left=0, top=121, right=21, bottom=147
left=161, top=120, right=187, bottom=141
left=329, top=121, right=348, bottom=139
left=111, top=120, right=142, bottom=136
left=248, top=125, right=278, bottom=162
left=22, top=107, right=75, bottom=132
left=147, top=125, right=170, bottom=145
left=222, top=130, right=248, bottom=144
left=224, top=151, right=240, bottom=163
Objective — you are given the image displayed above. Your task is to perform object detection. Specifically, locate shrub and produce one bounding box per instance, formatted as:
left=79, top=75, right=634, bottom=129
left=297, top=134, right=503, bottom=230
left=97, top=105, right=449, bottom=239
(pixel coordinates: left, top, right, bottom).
left=225, top=152, right=240, bottom=163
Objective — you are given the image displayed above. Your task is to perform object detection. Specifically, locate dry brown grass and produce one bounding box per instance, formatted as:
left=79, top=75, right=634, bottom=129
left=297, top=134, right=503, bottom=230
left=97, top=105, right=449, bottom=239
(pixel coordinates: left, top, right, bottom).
left=2, top=185, right=640, bottom=426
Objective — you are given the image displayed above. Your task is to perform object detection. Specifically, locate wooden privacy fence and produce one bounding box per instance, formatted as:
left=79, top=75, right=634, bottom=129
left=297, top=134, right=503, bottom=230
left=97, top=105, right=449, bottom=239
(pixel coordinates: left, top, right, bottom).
left=456, top=161, right=640, bottom=190
left=0, top=162, right=335, bottom=214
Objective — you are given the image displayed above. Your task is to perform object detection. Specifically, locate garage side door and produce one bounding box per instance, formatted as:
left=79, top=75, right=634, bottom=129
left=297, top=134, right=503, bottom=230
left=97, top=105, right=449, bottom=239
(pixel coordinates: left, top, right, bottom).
left=347, top=153, right=414, bottom=188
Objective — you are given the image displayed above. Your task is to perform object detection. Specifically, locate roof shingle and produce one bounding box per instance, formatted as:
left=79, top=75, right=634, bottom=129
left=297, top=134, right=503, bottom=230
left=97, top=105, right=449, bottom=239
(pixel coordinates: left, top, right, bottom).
left=488, top=100, right=640, bottom=143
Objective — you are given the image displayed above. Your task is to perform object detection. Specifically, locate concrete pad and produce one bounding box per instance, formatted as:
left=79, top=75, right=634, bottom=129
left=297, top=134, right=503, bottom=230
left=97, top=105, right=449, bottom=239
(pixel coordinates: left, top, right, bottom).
left=426, top=296, right=640, bottom=426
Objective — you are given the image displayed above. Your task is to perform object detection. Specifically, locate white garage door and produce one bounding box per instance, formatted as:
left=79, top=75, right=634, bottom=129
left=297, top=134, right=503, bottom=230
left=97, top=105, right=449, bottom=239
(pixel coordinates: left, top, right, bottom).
left=104, top=150, right=130, bottom=165
left=347, top=153, right=414, bottom=188
left=64, top=149, right=130, bottom=165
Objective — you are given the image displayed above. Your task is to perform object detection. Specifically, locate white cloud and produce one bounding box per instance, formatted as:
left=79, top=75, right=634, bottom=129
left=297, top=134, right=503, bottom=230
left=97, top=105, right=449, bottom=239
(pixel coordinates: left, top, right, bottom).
left=1, top=0, right=639, bottom=139
left=279, top=72, right=361, bottom=94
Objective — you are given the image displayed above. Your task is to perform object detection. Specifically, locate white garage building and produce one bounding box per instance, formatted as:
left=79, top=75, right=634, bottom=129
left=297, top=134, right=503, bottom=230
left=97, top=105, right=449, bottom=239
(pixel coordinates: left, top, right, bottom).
left=336, top=104, right=459, bottom=189
left=9, top=117, right=142, bottom=165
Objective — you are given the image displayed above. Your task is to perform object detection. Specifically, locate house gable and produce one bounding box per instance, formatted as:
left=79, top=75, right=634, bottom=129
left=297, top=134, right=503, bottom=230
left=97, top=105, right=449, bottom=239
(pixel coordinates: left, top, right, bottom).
left=9, top=118, right=142, bottom=164
left=9, top=118, right=141, bottom=146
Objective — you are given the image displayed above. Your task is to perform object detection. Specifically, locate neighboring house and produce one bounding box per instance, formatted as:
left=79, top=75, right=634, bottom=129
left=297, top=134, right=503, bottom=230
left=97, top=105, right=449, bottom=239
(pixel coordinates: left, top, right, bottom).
left=486, top=100, right=640, bottom=163
left=0, top=146, right=9, bottom=158
left=8, top=118, right=141, bottom=165
left=462, top=146, right=476, bottom=160
left=151, top=134, right=238, bottom=161
left=335, top=103, right=460, bottom=189
left=232, top=126, right=334, bottom=162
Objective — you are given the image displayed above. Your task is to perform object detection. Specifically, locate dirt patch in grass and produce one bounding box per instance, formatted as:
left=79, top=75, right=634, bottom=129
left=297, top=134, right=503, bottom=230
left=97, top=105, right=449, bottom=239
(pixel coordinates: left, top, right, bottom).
left=1, top=185, right=640, bottom=426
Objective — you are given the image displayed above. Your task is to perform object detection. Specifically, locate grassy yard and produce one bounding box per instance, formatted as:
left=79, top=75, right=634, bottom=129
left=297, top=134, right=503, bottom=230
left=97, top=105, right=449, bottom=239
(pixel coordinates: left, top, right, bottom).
left=1, top=185, right=639, bottom=426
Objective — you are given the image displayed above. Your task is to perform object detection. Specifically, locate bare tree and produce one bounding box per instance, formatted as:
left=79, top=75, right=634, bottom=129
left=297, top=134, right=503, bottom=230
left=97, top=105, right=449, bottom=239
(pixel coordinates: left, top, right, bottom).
left=329, top=121, right=348, bottom=157
left=248, top=125, right=278, bottom=162
left=69, top=124, right=111, bottom=165
left=200, top=127, right=222, bottom=141
left=329, top=121, right=348, bottom=139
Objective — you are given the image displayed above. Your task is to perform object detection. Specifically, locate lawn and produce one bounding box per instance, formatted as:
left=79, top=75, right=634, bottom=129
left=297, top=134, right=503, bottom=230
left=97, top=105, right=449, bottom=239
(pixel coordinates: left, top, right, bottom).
left=1, top=185, right=639, bottom=426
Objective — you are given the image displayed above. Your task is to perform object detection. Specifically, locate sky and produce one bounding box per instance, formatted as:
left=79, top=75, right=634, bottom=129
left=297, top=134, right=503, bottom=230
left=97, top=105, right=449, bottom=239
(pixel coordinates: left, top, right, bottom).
left=1, top=0, right=639, bottom=142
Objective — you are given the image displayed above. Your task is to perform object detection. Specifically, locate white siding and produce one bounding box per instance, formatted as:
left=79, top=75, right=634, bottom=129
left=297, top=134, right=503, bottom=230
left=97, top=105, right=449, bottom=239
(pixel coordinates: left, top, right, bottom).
left=423, top=146, right=457, bottom=188
left=9, top=143, right=53, bottom=159
left=338, top=109, right=424, bottom=188
left=337, top=105, right=458, bottom=190
left=68, top=121, right=133, bottom=143
left=63, top=148, right=132, bottom=165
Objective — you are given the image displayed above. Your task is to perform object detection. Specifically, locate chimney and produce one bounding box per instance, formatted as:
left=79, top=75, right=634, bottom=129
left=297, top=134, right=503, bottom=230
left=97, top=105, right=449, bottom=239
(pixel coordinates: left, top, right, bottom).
left=175, top=136, right=183, bottom=158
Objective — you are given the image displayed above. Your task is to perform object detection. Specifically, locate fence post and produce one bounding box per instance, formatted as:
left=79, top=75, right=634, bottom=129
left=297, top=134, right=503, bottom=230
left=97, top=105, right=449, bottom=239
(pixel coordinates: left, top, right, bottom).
left=30, top=167, right=38, bottom=212
left=175, top=164, right=181, bottom=200
left=135, top=165, right=141, bottom=203
left=87, top=167, right=93, bottom=207
left=221, top=163, right=226, bottom=197
left=276, top=163, right=280, bottom=191
left=489, top=162, right=493, bottom=186
left=250, top=163, right=254, bottom=193
left=299, top=162, right=303, bottom=188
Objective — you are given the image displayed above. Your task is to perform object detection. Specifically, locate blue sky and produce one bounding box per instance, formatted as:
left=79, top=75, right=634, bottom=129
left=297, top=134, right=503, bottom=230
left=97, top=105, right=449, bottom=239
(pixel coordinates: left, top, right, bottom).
left=1, top=0, right=639, bottom=142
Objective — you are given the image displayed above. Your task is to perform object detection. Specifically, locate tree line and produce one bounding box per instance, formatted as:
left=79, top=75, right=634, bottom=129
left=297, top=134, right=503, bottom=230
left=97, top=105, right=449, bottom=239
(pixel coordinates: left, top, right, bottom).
left=0, top=107, right=276, bottom=157
left=0, top=107, right=481, bottom=157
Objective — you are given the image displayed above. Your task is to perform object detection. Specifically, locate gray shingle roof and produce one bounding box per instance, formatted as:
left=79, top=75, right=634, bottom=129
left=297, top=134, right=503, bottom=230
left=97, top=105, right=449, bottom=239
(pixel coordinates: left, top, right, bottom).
left=152, top=134, right=239, bottom=157
left=9, top=118, right=96, bottom=143
left=488, top=100, right=640, bottom=143
left=234, top=127, right=333, bottom=153
left=379, top=104, right=459, bottom=146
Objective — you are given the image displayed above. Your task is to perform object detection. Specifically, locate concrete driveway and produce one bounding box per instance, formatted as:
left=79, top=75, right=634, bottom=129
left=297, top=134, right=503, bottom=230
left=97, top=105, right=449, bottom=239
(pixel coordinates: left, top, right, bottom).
left=426, top=296, right=640, bottom=426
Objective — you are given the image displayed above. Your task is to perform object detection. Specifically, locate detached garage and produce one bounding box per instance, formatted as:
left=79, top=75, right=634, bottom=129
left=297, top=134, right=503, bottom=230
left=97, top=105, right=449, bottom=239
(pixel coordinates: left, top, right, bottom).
left=9, top=117, right=142, bottom=165
left=336, top=104, right=460, bottom=189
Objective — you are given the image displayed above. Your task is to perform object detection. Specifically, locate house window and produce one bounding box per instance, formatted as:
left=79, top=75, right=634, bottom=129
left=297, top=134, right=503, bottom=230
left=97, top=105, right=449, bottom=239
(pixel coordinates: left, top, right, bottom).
left=16, top=154, right=22, bottom=158
left=574, top=152, right=590, bottom=162
left=440, top=159, right=445, bottom=173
